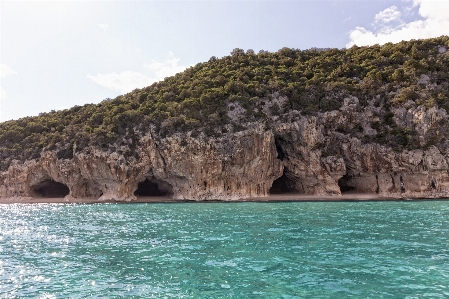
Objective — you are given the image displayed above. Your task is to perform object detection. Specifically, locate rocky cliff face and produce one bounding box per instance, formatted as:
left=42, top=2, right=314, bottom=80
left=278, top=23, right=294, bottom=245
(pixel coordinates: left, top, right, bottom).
left=0, top=126, right=283, bottom=201
left=2, top=99, right=449, bottom=201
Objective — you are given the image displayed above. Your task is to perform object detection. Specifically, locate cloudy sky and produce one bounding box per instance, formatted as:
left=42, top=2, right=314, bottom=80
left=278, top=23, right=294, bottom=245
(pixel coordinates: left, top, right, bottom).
left=1, top=0, right=448, bottom=122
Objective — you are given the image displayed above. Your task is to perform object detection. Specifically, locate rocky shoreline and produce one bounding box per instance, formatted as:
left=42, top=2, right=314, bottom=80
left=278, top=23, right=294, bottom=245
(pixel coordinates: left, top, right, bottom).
left=1, top=193, right=449, bottom=204
left=2, top=98, right=449, bottom=202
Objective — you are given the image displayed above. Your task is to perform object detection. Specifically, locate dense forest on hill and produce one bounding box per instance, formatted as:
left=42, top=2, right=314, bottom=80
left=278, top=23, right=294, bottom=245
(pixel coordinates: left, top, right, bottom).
left=1, top=36, right=449, bottom=171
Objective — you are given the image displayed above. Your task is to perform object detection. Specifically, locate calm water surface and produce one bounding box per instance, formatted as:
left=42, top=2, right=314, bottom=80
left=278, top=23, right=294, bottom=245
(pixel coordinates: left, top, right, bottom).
left=1, top=201, right=449, bottom=298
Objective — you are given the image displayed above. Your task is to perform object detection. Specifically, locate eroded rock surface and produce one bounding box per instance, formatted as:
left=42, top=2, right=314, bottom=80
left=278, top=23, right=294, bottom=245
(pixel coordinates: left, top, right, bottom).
left=2, top=103, right=449, bottom=201
left=1, top=126, right=282, bottom=201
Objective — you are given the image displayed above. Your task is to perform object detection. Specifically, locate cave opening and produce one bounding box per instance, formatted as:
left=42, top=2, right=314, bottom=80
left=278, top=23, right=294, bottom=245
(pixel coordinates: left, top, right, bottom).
left=338, top=174, right=355, bottom=194
left=134, top=178, right=173, bottom=197
left=31, top=180, right=70, bottom=198
left=274, top=137, right=287, bottom=161
left=269, top=170, right=298, bottom=194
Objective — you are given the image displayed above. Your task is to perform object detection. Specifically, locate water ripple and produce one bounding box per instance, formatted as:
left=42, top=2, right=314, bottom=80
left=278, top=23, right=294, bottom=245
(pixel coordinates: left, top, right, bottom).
left=1, top=201, right=449, bottom=298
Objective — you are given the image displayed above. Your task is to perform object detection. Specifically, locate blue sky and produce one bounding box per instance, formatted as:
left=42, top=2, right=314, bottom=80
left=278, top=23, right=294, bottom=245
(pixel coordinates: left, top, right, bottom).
left=1, top=0, right=448, bottom=122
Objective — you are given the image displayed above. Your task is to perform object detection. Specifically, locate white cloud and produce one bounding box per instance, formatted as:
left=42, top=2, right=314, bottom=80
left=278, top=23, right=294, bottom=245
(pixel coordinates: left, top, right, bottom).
left=416, top=0, right=449, bottom=20
left=87, top=71, right=154, bottom=94
left=375, top=6, right=401, bottom=24
left=98, top=24, right=108, bottom=30
left=88, top=52, right=191, bottom=94
left=347, top=0, right=449, bottom=47
left=145, top=54, right=192, bottom=82
left=147, top=61, right=165, bottom=71
left=0, top=64, right=17, bottom=78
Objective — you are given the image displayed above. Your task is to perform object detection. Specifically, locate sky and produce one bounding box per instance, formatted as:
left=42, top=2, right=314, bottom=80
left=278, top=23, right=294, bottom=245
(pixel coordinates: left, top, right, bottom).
left=1, top=0, right=449, bottom=122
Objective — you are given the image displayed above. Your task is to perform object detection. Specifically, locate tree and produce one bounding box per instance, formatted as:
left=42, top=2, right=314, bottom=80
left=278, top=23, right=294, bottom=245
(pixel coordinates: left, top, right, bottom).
left=230, top=48, right=245, bottom=56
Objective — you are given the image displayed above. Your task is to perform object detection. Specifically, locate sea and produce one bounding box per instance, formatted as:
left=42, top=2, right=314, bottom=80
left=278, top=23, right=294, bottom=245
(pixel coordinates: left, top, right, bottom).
left=1, top=201, right=449, bottom=298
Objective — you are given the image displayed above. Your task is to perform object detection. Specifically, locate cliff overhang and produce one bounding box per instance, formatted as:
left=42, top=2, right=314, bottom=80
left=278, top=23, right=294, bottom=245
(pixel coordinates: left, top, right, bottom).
left=2, top=105, right=449, bottom=202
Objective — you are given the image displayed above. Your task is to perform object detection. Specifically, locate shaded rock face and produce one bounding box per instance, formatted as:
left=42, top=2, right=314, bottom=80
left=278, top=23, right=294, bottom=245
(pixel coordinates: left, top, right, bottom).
left=30, top=180, right=70, bottom=198
left=335, top=143, right=449, bottom=198
left=134, top=178, right=173, bottom=197
left=2, top=104, right=449, bottom=201
left=272, top=118, right=345, bottom=195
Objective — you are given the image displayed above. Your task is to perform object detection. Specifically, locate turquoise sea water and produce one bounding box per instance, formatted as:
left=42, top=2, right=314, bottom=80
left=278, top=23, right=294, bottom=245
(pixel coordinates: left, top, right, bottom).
left=1, top=201, right=449, bottom=298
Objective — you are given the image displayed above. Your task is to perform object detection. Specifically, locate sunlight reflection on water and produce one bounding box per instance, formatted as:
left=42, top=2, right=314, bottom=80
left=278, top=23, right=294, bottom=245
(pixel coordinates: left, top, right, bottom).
left=1, top=201, right=449, bottom=298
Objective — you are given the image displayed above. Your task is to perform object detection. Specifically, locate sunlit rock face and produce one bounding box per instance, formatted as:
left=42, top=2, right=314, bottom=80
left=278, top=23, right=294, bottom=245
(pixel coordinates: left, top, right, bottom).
left=2, top=101, right=449, bottom=201
left=0, top=126, right=282, bottom=201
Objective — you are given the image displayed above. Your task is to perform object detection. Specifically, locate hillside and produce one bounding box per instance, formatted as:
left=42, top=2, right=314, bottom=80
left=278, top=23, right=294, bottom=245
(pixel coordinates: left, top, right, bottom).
left=1, top=36, right=449, bottom=201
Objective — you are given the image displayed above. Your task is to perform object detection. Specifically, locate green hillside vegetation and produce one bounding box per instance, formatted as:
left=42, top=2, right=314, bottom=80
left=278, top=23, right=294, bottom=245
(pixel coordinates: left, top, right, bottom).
left=1, top=36, right=449, bottom=171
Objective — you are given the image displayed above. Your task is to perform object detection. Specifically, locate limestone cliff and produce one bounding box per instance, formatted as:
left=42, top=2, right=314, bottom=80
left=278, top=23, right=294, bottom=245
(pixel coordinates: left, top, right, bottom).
left=0, top=126, right=283, bottom=201
left=2, top=100, right=449, bottom=201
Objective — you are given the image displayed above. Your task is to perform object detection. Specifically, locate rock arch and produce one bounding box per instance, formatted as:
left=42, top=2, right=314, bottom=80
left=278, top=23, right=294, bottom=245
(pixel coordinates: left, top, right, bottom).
left=134, top=178, right=173, bottom=197
left=30, top=180, right=70, bottom=198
